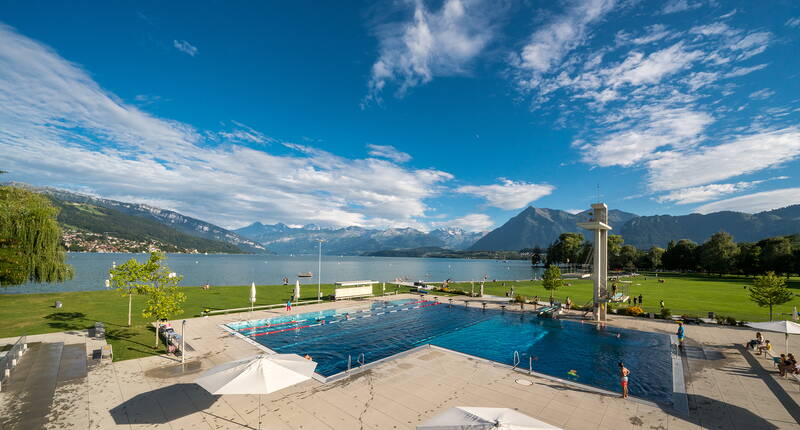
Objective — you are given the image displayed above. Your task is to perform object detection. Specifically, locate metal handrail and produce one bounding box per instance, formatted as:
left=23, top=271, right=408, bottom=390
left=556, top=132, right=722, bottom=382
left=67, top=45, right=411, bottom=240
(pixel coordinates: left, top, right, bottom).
left=347, top=355, right=352, bottom=373
left=357, top=353, right=365, bottom=367
left=512, top=351, right=520, bottom=369
left=0, top=334, right=27, bottom=389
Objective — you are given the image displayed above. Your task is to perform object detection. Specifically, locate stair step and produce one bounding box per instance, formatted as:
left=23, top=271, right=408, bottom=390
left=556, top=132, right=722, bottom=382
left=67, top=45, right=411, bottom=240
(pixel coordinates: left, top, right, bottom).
left=57, top=344, right=87, bottom=382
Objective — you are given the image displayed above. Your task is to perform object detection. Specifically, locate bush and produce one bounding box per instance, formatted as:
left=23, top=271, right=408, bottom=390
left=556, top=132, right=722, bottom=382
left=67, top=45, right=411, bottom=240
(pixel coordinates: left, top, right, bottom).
left=659, top=307, right=671, bottom=319
left=513, top=294, right=526, bottom=304
left=624, top=306, right=645, bottom=317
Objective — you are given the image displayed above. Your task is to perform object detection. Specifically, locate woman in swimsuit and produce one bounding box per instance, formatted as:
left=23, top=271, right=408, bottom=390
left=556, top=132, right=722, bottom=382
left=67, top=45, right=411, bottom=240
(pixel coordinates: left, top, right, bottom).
left=619, top=362, right=630, bottom=399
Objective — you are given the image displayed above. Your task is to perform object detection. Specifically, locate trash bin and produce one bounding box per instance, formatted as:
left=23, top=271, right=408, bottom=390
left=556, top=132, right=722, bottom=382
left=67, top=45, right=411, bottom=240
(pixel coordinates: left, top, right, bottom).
left=55, top=301, right=62, bottom=309
left=708, top=311, right=715, bottom=319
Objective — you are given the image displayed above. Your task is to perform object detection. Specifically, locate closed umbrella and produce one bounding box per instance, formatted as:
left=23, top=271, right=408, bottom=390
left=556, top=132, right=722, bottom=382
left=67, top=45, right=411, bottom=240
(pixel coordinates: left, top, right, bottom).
left=746, top=320, right=800, bottom=355
left=294, top=280, right=301, bottom=301
left=793, top=307, right=798, bottom=322
left=417, top=407, right=561, bottom=430
left=250, top=282, right=257, bottom=312
left=197, top=353, right=317, bottom=429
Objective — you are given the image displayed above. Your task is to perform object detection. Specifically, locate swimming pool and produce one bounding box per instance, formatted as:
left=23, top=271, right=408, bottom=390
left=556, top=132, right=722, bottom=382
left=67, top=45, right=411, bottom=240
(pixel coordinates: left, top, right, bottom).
left=225, top=298, right=675, bottom=405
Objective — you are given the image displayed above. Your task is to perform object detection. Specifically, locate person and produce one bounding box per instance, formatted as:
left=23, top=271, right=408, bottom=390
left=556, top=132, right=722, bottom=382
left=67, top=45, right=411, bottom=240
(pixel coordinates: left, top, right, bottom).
left=285, top=299, right=292, bottom=311
left=779, top=354, right=792, bottom=376
left=747, top=332, right=764, bottom=350
left=619, top=362, right=630, bottom=398
left=532, top=295, right=539, bottom=310
left=659, top=300, right=665, bottom=309
left=633, top=297, right=637, bottom=306
left=565, top=297, right=572, bottom=310
left=758, top=340, right=772, bottom=356
left=282, top=277, right=289, bottom=285
left=638, top=294, right=643, bottom=305
left=304, top=354, right=312, bottom=360
left=676, top=321, right=685, bottom=349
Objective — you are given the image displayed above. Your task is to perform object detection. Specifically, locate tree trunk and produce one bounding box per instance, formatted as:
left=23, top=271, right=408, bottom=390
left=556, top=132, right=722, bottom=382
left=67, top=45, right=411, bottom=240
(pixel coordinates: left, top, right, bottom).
left=154, top=321, right=159, bottom=348
left=770, top=304, right=773, bottom=321
left=128, top=293, right=132, bottom=327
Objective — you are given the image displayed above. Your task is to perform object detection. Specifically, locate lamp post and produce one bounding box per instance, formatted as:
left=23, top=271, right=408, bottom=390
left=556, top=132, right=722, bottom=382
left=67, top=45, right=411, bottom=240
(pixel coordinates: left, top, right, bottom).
left=316, top=239, right=325, bottom=301
left=181, top=319, right=186, bottom=364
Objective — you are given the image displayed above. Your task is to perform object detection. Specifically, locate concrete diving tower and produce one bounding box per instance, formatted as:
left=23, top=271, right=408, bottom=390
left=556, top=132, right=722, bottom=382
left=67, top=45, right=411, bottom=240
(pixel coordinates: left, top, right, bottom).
left=577, top=203, right=612, bottom=322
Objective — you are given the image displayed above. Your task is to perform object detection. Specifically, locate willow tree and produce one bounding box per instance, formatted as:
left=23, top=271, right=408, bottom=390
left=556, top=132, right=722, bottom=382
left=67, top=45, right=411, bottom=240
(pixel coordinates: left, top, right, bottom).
left=0, top=185, right=73, bottom=286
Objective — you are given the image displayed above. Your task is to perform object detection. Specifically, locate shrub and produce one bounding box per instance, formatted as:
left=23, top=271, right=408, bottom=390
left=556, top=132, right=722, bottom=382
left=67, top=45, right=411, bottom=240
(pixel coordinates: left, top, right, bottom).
left=659, top=307, right=671, bottom=319
left=624, top=306, right=645, bottom=317
left=513, top=294, right=526, bottom=304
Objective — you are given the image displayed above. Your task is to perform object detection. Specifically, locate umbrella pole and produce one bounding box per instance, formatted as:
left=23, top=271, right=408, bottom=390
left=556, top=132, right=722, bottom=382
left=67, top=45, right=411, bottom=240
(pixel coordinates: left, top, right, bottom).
left=787, top=333, right=789, bottom=356
left=258, top=394, right=262, bottom=430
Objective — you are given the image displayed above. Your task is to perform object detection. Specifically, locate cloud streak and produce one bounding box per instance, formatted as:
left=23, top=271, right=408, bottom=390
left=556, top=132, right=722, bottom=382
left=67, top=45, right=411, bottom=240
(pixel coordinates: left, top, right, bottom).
left=173, top=40, right=198, bottom=56
left=455, top=179, right=554, bottom=210
left=0, top=23, right=455, bottom=230
left=364, top=0, right=494, bottom=105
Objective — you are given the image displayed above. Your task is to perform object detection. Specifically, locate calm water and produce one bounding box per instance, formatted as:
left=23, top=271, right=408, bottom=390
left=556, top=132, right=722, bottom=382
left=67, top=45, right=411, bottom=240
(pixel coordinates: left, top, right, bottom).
left=2, top=253, right=541, bottom=294
left=228, top=299, right=673, bottom=405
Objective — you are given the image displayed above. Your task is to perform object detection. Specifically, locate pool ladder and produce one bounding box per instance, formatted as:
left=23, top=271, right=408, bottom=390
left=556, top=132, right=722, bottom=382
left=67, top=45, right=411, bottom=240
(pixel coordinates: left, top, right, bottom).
left=346, top=353, right=366, bottom=375
left=512, top=351, right=534, bottom=375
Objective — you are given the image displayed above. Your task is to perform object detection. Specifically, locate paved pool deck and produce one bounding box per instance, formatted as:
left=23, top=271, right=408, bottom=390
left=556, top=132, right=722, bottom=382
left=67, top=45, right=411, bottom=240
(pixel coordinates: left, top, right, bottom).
left=2, top=294, right=800, bottom=429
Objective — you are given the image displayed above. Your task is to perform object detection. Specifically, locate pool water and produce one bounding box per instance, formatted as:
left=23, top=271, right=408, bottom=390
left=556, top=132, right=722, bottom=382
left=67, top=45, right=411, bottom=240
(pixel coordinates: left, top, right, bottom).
left=226, top=299, right=673, bottom=404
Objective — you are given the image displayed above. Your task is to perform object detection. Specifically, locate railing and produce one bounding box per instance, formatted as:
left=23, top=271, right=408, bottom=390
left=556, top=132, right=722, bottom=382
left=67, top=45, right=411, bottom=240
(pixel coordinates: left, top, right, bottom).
left=0, top=335, right=27, bottom=391
left=357, top=353, right=365, bottom=367
left=512, top=351, right=521, bottom=369
left=204, top=299, right=322, bottom=315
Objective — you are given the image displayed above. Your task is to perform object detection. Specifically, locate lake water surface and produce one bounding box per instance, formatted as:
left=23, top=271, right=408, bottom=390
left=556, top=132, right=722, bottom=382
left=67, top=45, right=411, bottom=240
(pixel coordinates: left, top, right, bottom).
left=2, top=253, right=541, bottom=294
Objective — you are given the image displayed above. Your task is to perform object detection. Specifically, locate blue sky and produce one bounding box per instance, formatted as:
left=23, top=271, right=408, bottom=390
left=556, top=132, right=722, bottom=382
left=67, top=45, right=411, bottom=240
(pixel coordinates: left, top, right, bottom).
left=1, top=0, right=799, bottom=232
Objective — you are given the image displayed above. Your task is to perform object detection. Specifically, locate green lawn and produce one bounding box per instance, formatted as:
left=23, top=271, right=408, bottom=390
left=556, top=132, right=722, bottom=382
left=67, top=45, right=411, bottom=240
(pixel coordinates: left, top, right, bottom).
left=451, top=272, right=800, bottom=321
left=2, top=273, right=799, bottom=362
left=0, top=282, right=410, bottom=362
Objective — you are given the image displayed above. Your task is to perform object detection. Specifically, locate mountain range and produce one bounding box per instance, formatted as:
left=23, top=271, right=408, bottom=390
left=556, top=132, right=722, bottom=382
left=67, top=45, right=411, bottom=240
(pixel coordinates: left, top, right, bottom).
left=8, top=182, right=800, bottom=254
left=470, top=205, right=800, bottom=251
left=233, top=222, right=484, bottom=255
left=7, top=183, right=265, bottom=253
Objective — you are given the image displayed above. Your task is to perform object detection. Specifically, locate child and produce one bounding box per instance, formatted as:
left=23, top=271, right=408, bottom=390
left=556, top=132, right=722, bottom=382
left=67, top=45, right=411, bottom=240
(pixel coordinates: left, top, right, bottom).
left=619, top=362, right=630, bottom=398
left=285, top=299, right=292, bottom=311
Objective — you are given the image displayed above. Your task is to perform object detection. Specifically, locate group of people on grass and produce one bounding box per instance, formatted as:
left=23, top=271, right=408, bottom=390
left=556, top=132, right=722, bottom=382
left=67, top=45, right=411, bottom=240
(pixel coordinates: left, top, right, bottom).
left=749, top=332, right=800, bottom=377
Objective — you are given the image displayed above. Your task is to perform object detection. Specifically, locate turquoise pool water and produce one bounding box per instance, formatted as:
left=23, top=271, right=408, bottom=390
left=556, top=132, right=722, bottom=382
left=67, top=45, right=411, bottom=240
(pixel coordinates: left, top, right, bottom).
left=226, top=298, right=674, bottom=404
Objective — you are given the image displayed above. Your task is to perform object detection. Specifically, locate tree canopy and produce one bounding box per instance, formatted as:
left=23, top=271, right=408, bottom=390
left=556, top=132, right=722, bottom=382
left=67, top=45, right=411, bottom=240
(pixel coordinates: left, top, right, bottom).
left=749, top=271, right=794, bottom=320
left=541, top=264, right=563, bottom=300
left=0, top=186, right=73, bottom=286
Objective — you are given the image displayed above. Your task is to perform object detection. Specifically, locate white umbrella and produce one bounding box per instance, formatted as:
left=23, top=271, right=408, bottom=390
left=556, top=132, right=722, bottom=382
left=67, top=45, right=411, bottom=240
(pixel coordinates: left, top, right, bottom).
left=197, top=353, right=317, bottom=429
left=746, top=320, right=800, bottom=355
left=417, top=407, right=561, bottom=430
left=250, top=282, right=257, bottom=313
left=794, top=307, right=798, bottom=322
left=294, top=280, right=301, bottom=301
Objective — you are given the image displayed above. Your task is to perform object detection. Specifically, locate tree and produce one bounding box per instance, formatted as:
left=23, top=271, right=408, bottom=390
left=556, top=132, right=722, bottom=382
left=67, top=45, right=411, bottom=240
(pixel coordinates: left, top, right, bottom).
left=530, top=246, right=543, bottom=265
left=109, top=252, right=183, bottom=328
left=699, top=231, right=739, bottom=275
left=546, top=233, right=584, bottom=265
left=607, top=235, right=625, bottom=269
left=541, top=264, right=563, bottom=301
left=645, top=246, right=665, bottom=270
left=758, top=236, right=794, bottom=276
left=0, top=186, right=73, bottom=286
left=735, top=243, right=761, bottom=276
left=662, top=239, right=698, bottom=271
left=618, top=245, right=639, bottom=271
left=142, top=280, right=186, bottom=347
left=749, top=272, right=794, bottom=321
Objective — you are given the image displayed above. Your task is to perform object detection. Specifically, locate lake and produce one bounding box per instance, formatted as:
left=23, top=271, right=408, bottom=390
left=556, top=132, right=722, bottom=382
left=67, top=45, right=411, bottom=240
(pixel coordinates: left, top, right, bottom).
left=1, top=253, right=542, bottom=294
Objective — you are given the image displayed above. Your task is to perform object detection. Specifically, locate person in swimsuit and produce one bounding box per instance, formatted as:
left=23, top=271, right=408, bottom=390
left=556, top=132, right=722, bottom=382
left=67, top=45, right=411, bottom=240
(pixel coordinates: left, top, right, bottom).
left=619, top=362, right=630, bottom=398
left=286, top=299, right=292, bottom=311
left=676, top=321, right=685, bottom=350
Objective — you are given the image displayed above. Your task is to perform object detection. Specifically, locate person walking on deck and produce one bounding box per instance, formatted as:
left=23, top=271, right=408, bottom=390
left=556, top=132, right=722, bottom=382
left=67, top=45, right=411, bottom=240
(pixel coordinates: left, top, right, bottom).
left=285, top=299, right=292, bottom=311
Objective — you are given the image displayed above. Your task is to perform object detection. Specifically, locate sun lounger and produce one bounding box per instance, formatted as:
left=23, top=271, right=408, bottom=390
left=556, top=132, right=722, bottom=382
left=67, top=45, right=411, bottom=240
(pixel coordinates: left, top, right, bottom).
left=101, top=344, right=113, bottom=360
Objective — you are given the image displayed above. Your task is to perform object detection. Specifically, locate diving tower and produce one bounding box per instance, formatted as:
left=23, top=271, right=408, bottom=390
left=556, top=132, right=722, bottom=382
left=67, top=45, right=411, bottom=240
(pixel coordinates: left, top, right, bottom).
left=577, top=203, right=612, bottom=322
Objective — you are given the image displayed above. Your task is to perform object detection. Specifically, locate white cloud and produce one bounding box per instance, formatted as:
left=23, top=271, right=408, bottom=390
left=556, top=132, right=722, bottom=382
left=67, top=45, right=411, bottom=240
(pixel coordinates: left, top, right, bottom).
left=695, top=188, right=800, bottom=214
left=0, top=23, right=455, bottom=230
left=517, top=0, right=614, bottom=76
left=656, top=181, right=761, bottom=204
left=579, top=107, right=713, bottom=167
left=661, top=0, right=704, bottom=15
left=455, top=179, right=554, bottom=210
left=173, top=40, right=198, bottom=56
left=646, top=128, right=800, bottom=191
left=366, top=144, right=412, bottom=163
left=364, top=0, right=494, bottom=104
left=787, top=17, right=800, bottom=28
left=433, top=213, right=494, bottom=232
left=565, top=208, right=583, bottom=214
left=749, top=88, right=775, bottom=100
left=604, top=43, right=703, bottom=88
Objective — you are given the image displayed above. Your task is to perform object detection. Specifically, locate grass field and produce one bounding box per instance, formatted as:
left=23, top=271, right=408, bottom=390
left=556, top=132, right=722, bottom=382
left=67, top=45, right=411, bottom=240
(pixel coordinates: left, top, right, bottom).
left=0, top=282, right=411, bottom=361
left=1, top=272, right=798, bottom=362
left=451, top=272, right=800, bottom=322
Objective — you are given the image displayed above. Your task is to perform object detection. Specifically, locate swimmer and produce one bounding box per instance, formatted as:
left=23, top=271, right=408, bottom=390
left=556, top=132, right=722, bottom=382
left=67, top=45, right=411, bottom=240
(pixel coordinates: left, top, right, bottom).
left=304, top=354, right=312, bottom=361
